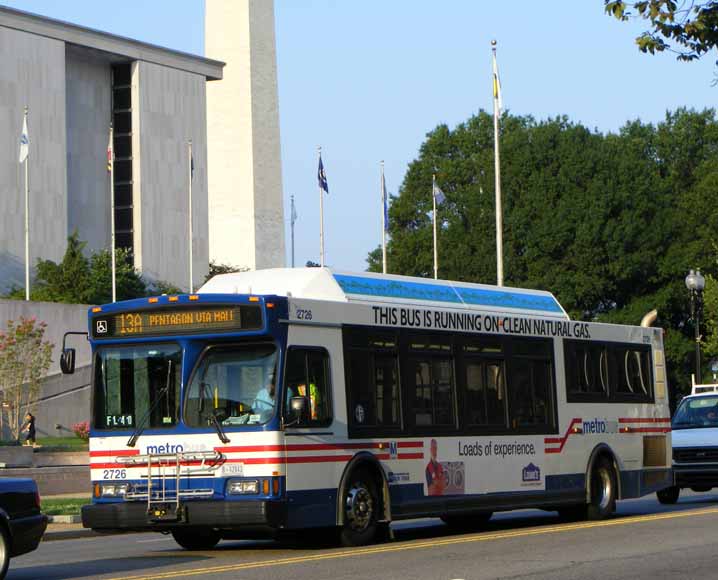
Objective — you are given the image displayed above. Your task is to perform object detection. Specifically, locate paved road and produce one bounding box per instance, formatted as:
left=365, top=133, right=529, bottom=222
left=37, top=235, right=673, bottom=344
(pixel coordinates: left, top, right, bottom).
left=9, top=491, right=718, bottom=580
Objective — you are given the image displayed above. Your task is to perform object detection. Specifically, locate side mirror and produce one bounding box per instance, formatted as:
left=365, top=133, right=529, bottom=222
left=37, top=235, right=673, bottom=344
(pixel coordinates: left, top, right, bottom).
left=60, top=348, right=76, bottom=375
left=290, top=396, right=309, bottom=423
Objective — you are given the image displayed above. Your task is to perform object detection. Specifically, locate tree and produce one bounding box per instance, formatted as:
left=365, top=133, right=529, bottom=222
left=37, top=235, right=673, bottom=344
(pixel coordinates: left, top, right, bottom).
left=371, top=108, right=718, bottom=398
left=0, top=317, right=53, bottom=441
left=605, top=1, right=718, bottom=66
left=204, top=261, right=247, bottom=283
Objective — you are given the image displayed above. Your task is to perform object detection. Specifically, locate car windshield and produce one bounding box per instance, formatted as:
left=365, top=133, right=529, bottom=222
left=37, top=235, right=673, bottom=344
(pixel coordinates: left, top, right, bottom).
left=93, top=344, right=182, bottom=430
left=673, top=395, right=718, bottom=429
left=185, top=344, right=278, bottom=428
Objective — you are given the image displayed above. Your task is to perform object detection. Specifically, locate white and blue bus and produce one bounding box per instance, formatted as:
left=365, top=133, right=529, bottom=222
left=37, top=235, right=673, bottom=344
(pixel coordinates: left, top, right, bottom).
left=62, top=269, right=672, bottom=548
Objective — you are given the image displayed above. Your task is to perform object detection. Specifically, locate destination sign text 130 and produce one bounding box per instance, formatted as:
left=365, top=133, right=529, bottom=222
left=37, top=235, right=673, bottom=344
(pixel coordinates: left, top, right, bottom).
left=92, top=305, right=262, bottom=339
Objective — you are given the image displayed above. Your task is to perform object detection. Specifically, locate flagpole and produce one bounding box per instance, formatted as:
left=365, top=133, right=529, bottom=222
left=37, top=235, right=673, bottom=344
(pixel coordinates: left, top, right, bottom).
left=109, top=124, right=117, bottom=303
left=492, top=39, right=504, bottom=287
left=381, top=161, right=387, bottom=275
left=188, top=139, right=193, bottom=293
left=318, top=146, right=325, bottom=268
left=432, top=174, right=438, bottom=280
left=23, top=107, right=30, bottom=301
left=290, top=194, right=296, bottom=268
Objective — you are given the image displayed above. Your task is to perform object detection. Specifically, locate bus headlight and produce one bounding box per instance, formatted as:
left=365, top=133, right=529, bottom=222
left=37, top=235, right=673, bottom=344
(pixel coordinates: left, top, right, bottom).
left=101, top=484, right=128, bottom=497
left=227, top=479, right=259, bottom=495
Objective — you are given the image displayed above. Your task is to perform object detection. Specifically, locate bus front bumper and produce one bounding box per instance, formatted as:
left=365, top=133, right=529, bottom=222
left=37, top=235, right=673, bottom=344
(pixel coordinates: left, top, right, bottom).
left=674, top=463, right=718, bottom=489
left=82, top=500, right=286, bottom=532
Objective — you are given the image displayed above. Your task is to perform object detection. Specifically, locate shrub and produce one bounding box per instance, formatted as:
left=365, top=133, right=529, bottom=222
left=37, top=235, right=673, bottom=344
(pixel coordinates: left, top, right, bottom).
left=71, top=421, right=90, bottom=441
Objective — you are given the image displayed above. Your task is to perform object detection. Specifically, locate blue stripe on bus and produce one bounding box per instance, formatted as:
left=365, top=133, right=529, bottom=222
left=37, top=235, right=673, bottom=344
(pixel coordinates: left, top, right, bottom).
left=333, top=274, right=563, bottom=313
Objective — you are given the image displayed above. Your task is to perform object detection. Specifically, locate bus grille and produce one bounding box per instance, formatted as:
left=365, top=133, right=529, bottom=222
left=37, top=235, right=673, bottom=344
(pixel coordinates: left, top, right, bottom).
left=673, top=447, right=718, bottom=463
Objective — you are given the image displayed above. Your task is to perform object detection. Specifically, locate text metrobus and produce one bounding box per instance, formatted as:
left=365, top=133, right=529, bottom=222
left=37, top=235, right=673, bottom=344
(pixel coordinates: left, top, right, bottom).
left=73, top=268, right=672, bottom=548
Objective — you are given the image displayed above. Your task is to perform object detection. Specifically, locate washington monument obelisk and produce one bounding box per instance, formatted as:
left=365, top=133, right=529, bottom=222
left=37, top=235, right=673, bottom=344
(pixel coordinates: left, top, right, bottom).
left=205, top=0, right=285, bottom=270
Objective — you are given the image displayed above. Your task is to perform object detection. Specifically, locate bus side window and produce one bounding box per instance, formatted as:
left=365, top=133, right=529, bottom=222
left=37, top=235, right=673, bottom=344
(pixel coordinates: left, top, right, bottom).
left=284, top=348, right=333, bottom=427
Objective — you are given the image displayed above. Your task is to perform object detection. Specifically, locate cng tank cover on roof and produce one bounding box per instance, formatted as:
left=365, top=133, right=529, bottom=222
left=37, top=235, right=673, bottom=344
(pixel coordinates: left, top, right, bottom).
left=198, top=268, right=568, bottom=320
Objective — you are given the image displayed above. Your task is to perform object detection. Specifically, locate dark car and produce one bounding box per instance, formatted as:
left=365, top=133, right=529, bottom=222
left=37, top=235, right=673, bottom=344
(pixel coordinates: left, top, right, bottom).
left=0, top=478, right=48, bottom=579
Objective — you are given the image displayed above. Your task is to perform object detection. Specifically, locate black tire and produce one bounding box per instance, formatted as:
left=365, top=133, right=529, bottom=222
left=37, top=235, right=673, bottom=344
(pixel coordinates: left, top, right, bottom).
left=171, top=528, right=221, bottom=550
left=339, top=468, right=381, bottom=547
left=586, top=456, right=617, bottom=520
left=691, top=486, right=711, bottom=493
left=657, top=486, right=680, bottom=504
left=441, top=511, right=492, bottom=530
left=0, top=525, right=9, bottom=580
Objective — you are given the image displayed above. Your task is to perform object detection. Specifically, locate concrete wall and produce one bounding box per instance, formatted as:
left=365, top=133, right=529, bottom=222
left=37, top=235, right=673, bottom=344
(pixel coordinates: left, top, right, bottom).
left=65, top=48, right=112, bottom=254
left=0, top=26, right=67, bottom=293
left=135, top=61, right=209, bottom=291
left=206, top=0, right=285, bottom=271
left=0, top=300, right=92, bottom=439
left=0, top=299, right=91, bottom=375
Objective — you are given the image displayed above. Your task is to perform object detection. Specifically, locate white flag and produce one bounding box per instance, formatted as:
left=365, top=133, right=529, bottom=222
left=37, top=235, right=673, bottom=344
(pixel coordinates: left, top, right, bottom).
left=19, top=113, right=29, bottom=163
left=433, top=183, right=446, bottom=205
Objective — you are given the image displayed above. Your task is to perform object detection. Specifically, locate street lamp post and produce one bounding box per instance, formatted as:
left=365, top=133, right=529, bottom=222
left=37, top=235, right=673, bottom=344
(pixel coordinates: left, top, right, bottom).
left=686, top=268, right=706, bottom=383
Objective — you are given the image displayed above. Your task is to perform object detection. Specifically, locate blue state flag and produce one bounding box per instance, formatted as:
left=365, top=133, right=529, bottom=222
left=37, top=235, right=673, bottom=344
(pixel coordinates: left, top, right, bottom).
left=318, top=155, right=329, bottom=194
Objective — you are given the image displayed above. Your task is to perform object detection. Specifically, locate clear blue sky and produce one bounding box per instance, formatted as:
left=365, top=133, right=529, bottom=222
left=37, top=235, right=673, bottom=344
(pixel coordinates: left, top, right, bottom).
left=3, top=1, right=716, bottom=272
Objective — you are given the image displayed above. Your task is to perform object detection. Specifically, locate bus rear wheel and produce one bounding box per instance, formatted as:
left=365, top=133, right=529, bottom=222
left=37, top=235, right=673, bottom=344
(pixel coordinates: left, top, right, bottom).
left=171, top=528, right=221, bottom=550
left=340, top=468, right=381, bottom=547
left=586, top=456, right=617, bottom=520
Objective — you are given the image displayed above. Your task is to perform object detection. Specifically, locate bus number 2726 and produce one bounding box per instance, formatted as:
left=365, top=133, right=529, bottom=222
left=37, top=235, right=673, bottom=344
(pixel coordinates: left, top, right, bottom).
left=296, top=308, right=313, bottom=321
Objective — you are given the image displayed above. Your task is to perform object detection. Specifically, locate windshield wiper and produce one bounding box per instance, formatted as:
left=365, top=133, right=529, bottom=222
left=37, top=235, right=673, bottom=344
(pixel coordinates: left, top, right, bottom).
left=127, top=361, right=174, bottom=448
left=200, top=381, right=230, bottom=444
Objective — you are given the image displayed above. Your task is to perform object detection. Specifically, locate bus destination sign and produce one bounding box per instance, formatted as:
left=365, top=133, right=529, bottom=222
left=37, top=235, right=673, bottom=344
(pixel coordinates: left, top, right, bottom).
left=91, top=305, right=262, bottom=339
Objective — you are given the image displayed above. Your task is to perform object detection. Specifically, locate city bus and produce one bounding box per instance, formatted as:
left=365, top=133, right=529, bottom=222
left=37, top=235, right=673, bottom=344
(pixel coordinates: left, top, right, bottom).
left=61, top=268, right=672, bottom=548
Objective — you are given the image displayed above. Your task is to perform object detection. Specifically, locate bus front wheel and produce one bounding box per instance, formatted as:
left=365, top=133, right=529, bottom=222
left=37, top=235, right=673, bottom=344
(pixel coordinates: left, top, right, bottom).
left=171, top=528, right=221, bottom=550
left=340, top=468, right=381, bottom=547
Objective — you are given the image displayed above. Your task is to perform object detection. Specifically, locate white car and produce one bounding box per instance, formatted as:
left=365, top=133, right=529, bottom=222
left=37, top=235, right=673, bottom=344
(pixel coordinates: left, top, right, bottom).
left=658, top=379, right=718, bottom=504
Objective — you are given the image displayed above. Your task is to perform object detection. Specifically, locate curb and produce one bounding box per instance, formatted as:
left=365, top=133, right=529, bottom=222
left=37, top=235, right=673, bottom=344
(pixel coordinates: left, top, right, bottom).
left=43, top=528, right=127, bottom=542
left=43, top=528, right=99, bottom=542
left=47, top=515, right=82, bottom=524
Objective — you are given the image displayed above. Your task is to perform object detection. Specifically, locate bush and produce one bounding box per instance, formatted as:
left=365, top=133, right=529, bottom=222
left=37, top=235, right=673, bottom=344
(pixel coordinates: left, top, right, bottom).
left=71, top=421, right=89, bottom=441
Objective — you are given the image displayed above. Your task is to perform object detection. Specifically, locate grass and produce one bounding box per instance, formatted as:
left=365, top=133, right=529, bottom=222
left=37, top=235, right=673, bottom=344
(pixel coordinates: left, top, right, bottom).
left=0, top=437, right=88, bottom=451
left=35, top=437, right=88, bottom=452
left=41, top=497, right=90, bottom=516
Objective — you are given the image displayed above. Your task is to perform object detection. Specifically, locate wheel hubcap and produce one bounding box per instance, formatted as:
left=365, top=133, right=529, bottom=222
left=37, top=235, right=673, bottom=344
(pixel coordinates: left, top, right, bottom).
left=345, top=483, right=373, bottom=531
left=595, top=468, right=612, bottom=511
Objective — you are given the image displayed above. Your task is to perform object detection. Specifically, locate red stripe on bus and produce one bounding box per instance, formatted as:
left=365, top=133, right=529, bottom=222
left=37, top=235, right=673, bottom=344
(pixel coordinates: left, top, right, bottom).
left=215, top=442, right=425, bottom=454
left=542, top=418, right=582, bottom=454
left=214, top=445, right=284, bottom=453
left=92, top=448, right=421, bottom=469
left=397, top=441, right=424, bottom=448
left=397, top=452, right=424, bottom=460
left=623, top=427, right=672, bottom=434
left=89, top=450, right=140, bottom=457
left=618, top=418, right=671, bottom=423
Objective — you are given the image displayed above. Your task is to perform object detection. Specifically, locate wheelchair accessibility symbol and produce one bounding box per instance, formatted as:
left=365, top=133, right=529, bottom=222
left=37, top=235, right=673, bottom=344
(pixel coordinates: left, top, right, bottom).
left=96, top=320, right=108, bottom=334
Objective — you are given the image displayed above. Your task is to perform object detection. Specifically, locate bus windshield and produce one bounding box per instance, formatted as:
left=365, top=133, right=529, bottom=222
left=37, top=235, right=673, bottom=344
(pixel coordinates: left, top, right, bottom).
left=93, top=344, right=182, bottom=430
left=185, top=344, right=278, bottom=428
left=673, top=395, right=718, bottom=429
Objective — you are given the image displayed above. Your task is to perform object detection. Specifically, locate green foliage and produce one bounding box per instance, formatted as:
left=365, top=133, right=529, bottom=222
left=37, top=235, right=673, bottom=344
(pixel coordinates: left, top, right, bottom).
left=605, top=1, right=718, bottom=66
left=4, top=231, right=148, bottom=304
left=374, top=108, right=718, bottom=399
left=41, top=497, right=90, bottom=516
left=0, top=317, right=53, bottom=440
left=205, top=261, right=247, bottom=283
